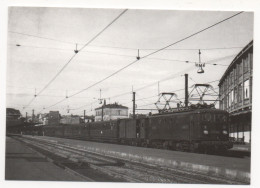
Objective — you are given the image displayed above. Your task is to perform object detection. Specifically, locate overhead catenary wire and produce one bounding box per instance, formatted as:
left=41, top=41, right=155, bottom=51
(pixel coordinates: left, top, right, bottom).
left=70, top=67, right=195, bottom=111
left=76, top=9, right=128, bottom=52
left=127, top=81, right=220, bottom=104
left=41, top=11, right=243, bottom=112
left=10, top=43, right=234, bottom=66
left=23, top=9, right=128, bottom=110
left=9, top=31, right=244, bottom=51
left=86, top=45, right=244, bottom=51
left=129, top=60, right=223, bottom=96
left=187, top=77, right=220, bottom=97
left=9, top=68, right=185, bottom=109
left=138, top=11, right=244, bottom=60
left=72, top=84, right=221, bottom=115
left=9, top=51, right=224, bottom=110
left=6, top=92, right=95, bottom=99
left=9, top=31, right=76, bottom=45
left=134, top=66, right=195, bottom=93
left=134, top=86, right=220, bottom=109
left=14, top=76, right=220, bottom=112
left=7, top=81, right=132, bottom=92
left=74, top=79, right=220, bottom=112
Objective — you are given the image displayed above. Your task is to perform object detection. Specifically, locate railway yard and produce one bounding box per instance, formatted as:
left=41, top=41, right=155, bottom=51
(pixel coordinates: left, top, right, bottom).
left=4, top=7, right=255, bottom=186
left=6, top=134, right=250, bottom=184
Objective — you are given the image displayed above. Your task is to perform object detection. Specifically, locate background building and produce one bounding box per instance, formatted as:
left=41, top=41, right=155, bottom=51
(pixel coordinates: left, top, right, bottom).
left=6, top=108, right=23, bottom=127
left=60, top=115, right=83, bottom=125
left=95, top=102, right=128, bottom=121
left=38, top=113, right=49, bottom=125
left=82, top=115, right=95, bottom=123
left=48, top=111, right=60, bottom=126
left=219, top=40, right=253, bottom=143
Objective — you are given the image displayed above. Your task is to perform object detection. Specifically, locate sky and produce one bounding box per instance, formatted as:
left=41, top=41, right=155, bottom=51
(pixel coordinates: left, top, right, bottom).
left=6, top=7, right=254, bottom=116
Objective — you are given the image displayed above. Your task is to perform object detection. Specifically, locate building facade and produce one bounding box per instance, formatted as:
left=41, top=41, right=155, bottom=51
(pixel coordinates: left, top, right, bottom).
left=60, top=115, right=83, bottom=125
left=82, top=115, right=95, bottom=123
left=6, top=108, right=23, bottom=127
left=218, top=40, right=253, bottom=143
left=95, top=103, right=128, bottom=122
left=38, top=113, right=48, bottom=125
left=48, top=111, right=60, bottom=126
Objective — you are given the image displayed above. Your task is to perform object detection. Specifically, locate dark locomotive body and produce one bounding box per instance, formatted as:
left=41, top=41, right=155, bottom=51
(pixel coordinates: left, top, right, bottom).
left=19, top=108, right=232, bottom=153
left=145, top=108, right=231, bottom=151
left=117, top=108, right=232, bottom=152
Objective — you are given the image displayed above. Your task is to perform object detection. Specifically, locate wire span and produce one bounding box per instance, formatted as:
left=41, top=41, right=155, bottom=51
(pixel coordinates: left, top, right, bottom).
left=32, top=11, right=244, bottom=112
left=9, top=31, right=243, bottom=51
left=22, top=9, right=128, bottom=110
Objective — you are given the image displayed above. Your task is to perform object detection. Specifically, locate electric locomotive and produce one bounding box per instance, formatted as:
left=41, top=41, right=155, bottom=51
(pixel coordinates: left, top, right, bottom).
left=115, top=106, right=232, bottom=152
left=144, top=108, right=231, bottom=152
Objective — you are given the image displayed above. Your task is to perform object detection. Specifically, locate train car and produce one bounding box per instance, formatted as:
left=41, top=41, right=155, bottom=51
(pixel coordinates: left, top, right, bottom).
left=43, top=120, right=119, bottom=143
left=119, top=119, right=137, bottom=145
left=43, top=125, right=63, bottom=137
left=63, top=124, right=82, bottom=139
left=118, top=118, right=148, bottom=146
left=79, top=124, right=91, bottom=140
left=20, top=125, right=43, bottom=136
left=27, top=107, right=232, bottom=153
left=88, top=120, right=119, bottom=143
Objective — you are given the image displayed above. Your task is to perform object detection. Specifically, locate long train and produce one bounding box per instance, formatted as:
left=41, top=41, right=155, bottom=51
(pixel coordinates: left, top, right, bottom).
left=13, top=106, right=233, bottom=153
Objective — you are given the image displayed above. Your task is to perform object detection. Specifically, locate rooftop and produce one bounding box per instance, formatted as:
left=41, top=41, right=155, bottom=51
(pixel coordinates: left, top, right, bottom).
left=219, top=40, right=253, bottom=85
left=6, top=108, right=21, bottom=116
left=95, top=103, right=128, bottom=110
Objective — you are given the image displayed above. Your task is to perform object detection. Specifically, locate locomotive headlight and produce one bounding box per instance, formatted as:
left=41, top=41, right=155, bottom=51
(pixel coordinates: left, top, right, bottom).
left=223, top=130, right=228, bottom=134
left=203, top=130, right=208, bottom=134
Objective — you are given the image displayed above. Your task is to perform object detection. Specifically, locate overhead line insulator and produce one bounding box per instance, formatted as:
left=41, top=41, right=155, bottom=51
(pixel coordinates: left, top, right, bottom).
left=136, top=49, right=140, bottom=60
left=74, top=43, right=79, bottom=53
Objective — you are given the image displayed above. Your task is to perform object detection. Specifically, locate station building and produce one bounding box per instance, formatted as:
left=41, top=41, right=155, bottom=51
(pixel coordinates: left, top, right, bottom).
left=95, top=102, right=128, bottom=121
left=218, top=40, right=253, bottom=143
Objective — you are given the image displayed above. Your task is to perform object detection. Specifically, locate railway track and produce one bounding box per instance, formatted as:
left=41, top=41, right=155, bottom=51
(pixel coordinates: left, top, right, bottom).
left=11, top=135, right=248, bottom=184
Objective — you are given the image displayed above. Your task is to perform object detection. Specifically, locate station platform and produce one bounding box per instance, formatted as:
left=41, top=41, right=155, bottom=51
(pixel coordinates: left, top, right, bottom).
left=5, top=136, right=83, bottom=181
left=22, top=135, right=250, bottom=183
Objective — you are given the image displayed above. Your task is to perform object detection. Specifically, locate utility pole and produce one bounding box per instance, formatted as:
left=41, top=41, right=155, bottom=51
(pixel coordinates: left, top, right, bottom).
left=83, top=110, right=86, bottom=123
left=199, top=49, right=201, bottom=63
left=99, top=89, right=102, bottom=104
left=32, top=109, right=35, bottom=123
left=132, top=92, right=136, bottom=119
left=158, top=81, right=160, bottom=96
left=185, top=74, right=189, bottom=107
left=101, top=105, right=104, bottom=121
left=25, top=112, right=28, bottom=123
